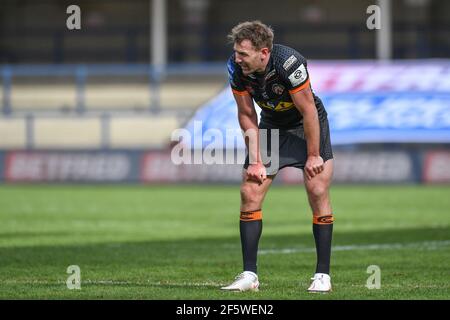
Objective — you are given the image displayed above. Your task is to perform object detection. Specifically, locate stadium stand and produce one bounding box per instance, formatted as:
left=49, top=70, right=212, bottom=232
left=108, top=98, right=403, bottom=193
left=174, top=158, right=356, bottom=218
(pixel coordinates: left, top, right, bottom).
left=0, top=118, right=26, bottom=149
left=11, top=84, right=77, bottom=111
left=1, top=0, right=449, bottom=173
left=34, top=117, right=102, bottom=149
left=0, top=63, right=227, bottom=149
left=109, top=115, right=180, bottom=148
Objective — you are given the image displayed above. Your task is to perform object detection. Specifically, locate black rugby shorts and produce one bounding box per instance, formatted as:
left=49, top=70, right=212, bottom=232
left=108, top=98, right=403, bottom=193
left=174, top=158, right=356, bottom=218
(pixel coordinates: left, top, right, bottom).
left=244, top=117, right=333, bottom=176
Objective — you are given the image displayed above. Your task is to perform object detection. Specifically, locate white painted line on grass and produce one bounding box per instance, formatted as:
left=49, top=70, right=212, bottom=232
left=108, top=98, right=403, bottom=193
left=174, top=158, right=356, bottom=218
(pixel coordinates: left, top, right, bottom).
left=259, top=240, right=450, bottom=255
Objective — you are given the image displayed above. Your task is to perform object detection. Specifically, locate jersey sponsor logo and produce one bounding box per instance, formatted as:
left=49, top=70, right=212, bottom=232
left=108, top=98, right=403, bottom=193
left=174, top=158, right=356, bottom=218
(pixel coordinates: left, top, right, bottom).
left=272, top=83, right=285, bottom=95
left=288, top=64, right=307, bottom=87
left=283, top=55, right=298, bottom=70
left=265, top=69, right=276, bottom=80
left=266, top=101, right=276, bottom=109
left=257, top=101, right=294, bottom=112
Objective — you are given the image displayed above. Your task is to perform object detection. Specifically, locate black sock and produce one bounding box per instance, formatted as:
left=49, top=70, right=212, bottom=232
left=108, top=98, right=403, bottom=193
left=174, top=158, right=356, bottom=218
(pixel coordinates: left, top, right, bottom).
left=312, top=215, right=334, bottom=274
left=240, top=210, right=262, bottom=274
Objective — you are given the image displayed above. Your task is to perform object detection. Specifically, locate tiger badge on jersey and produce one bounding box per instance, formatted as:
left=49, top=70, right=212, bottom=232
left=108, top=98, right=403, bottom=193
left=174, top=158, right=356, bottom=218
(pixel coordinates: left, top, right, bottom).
left=272, top=84, right=285, bottom=95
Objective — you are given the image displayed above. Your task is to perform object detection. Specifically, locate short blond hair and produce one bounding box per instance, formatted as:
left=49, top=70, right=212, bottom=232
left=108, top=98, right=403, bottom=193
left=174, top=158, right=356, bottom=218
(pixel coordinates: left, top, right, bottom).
left=227, top=20, right=274, bottom=51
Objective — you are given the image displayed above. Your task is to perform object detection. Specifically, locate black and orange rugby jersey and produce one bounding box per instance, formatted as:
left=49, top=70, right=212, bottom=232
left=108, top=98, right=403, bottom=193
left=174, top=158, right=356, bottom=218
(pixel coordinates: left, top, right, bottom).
left=227, top=44, right=327, bottom=129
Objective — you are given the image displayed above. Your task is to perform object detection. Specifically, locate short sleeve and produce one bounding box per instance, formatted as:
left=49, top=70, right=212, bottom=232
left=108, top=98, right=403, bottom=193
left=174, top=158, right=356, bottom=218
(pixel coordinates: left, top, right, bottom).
left=280, top=53, right=311, bottom=94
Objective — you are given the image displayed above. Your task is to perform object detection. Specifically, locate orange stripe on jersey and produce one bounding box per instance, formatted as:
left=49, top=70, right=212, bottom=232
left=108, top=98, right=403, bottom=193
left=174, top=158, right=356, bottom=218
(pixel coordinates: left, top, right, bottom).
left=313, top=214, right=334, bottom=225
left=288, top=78, right=311, bottom=94
left=240, top=209, right=262, bottom=221
left=232, top=88, right=250, bottom=96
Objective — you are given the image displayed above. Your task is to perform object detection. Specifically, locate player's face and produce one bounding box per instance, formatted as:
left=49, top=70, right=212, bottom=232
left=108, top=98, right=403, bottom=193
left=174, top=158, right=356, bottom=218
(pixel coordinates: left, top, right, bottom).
left=234, top=40, right=269, bottom=75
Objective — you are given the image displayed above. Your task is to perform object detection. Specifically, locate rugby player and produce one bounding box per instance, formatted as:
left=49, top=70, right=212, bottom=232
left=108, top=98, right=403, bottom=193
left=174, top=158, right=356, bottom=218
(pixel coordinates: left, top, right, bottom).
left=221, top=21, right=334, bottom=293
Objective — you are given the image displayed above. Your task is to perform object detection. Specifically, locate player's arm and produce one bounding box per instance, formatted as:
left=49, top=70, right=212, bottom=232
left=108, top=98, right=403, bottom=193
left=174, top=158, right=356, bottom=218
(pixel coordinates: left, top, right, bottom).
left=290, top=86, right=324, bottom=180
left=233, top=92, right=266, bottom=183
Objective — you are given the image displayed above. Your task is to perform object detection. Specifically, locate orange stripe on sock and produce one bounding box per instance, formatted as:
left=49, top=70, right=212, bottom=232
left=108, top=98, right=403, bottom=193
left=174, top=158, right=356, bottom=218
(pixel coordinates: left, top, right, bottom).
left=313, top=214, right=334, bottom=224
left=240, top=209, right=262, bottom=221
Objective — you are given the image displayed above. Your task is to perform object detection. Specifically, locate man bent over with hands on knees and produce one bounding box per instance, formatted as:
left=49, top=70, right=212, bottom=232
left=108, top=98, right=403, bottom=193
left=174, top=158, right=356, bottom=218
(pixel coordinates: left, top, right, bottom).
left=221, top=21, right=334, bottom=293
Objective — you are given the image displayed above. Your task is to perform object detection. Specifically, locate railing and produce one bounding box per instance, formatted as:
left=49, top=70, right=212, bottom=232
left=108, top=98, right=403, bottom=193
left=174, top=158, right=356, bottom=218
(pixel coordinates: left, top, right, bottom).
left=0, top=63, right=227, bottom=115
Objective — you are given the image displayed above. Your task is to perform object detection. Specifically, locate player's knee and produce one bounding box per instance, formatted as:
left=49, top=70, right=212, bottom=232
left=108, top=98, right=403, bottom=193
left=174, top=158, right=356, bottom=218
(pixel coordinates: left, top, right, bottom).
left=307, top=183, right=328, bottom=200
left=240, top=183, right=263, bottom=206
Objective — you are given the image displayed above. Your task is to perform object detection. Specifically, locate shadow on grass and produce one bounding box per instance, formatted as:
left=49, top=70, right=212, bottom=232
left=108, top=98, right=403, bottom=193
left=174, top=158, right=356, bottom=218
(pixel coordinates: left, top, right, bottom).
left=0, top=226, right=448, bottom=267
left=0, top=226, right=448, bottom=299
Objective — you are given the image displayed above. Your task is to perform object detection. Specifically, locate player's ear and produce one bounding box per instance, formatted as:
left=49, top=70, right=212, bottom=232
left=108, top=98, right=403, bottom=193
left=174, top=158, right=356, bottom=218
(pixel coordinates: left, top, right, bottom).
left=260, top=47, right=269, bottom=58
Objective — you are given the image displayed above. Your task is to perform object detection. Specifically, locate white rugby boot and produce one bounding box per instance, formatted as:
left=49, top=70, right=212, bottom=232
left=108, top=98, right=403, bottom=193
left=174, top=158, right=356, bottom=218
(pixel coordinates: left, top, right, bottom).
left=221, top=271, right=259, bottom=292
left=307, top=273, right=332, bottom=293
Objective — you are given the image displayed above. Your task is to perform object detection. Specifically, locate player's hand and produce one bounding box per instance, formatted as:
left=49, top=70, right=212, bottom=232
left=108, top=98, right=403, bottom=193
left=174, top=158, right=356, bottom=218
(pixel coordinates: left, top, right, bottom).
left=304, top=155, right=324, bottom=180
left=246, top=163, right=267, bottom=184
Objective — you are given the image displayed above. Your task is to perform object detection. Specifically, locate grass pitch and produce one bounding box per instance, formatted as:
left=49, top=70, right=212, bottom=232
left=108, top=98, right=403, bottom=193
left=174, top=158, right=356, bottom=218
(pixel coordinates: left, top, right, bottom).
left=0, top=184, right=449, bottom=299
